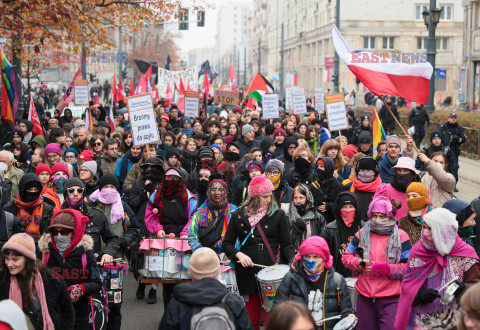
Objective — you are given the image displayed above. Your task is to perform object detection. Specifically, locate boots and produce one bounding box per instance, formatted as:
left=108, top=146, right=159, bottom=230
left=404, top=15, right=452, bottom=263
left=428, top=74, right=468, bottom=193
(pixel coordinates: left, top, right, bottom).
left=136, top=282, right=145, bottom=300
left=147, top=288, right=157, bottom=304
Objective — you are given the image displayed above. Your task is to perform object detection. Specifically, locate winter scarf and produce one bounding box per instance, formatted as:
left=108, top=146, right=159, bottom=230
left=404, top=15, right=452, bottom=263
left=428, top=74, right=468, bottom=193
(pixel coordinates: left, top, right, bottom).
left=287, top=183, right=318, bottom=249
left=151, top=179, right=189, bottom=224
left=10, top=271, right=55, bottom=330
left=381, top=153, right=398, bottom=177
left=306, top=136, right=318, bottom=154
left=89, top=188, right=124, bottom=224
left=246, top=206, right=267, bottom=229
left=119, top=151, right=142, bottom=183
left=352, top=175, right=382, bottom=192
left=361, top=219, right=402, bottom=265
left=14, top=195, right=44, bottom=238
left=197, top=199, right=230, bottom=251
left=182, top=127, right=193, bottom=136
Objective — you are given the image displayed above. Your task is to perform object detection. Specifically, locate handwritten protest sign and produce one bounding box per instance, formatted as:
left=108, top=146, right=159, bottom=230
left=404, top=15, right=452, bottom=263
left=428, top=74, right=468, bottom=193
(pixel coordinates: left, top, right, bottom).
left=184, top=91, right=200, bottom=117
left=325, top=93, right=348, bottom=131
left=74, top=80, right=89, bottom=106
left=214, top=90, right=239, bottom=106
left=126, top=93, right=159, bottom=146
left=292, top=88, right=307, bottom=115
left=262, top=94, right=279, bottom=119
left=315, top=89, right=325, bottom=112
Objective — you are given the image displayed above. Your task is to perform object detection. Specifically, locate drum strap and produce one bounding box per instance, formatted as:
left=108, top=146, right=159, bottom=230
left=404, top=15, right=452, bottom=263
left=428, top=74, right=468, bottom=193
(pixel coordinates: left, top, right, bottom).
left=255, top=224, right=278, bottom=264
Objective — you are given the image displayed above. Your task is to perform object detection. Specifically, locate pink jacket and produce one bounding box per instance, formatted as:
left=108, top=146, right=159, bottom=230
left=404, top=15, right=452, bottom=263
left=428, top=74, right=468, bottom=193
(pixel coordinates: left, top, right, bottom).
left=373, top=183, right=408, bottom=219
left=342, top=228, right=411, bottom=298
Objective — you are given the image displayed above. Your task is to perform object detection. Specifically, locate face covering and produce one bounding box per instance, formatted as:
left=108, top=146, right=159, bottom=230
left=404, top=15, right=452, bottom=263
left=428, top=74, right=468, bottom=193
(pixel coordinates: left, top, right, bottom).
left=267, top=173, right=282, bottom=190
left=142, top=170, right=158, bottom=182
left=224, top=151, right=240, bottom=162
left=357, top=170, right=375, bottom=183
left=98, top=188, right=120, bottom=204
left=296, top=157, right=311, bottom=175
left=391, top=173, right=416, bottom=193
left=458, top=226, right=475, bottom=238
left=161, top=179, right=184, bottom=198
left=22, top=190, right=41, bottom=203
left=371, top=218, right=396, bottom=234
left=294, top=203, right=307, bottom=216
left=407, top=196, right=429, bottom=212
left=197, top=179, right=209, bottom=195
left=53, top=177, right=67, bottom=193
left=316, top=168, right=327, bottom=182
left=65, top=194, right=84, bottom=208
left=340, top=209, right=356, bottom=227
left=422, top=228, right=435, bottom=250
left=54, top=235, right=72, bottom=255
left=302, top=257, right=325, bottom=282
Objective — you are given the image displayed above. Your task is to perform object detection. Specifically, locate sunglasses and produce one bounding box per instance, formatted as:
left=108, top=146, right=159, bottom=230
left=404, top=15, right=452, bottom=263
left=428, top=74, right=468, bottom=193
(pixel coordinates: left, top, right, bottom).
left=95, top=142, right=102, bottom=147
left=51, top=228, right=72, bottom=236
left=67, top=188, right=84, bottom=194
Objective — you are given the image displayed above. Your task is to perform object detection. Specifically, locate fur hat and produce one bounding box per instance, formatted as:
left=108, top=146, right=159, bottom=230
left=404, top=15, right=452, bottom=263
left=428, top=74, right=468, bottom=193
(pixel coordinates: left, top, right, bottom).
left=2, top=233, right=36, bottom=261
left=188, top=247, right=220, bottom=280
left=248, top=175, right=274, bottom=197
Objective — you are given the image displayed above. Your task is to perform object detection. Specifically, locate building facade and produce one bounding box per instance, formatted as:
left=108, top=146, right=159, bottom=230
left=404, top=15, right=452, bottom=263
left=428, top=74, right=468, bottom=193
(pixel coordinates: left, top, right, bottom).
left=463, top=0, right=480, bottom=110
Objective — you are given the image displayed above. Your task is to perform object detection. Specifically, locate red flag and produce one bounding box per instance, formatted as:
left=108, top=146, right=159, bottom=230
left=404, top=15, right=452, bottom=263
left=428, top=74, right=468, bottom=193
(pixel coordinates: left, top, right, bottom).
left=129, top=75, right=135, bottom=96
left=152, top=81, right=160, bottom=104
left=108, top=98, right=116, bottom=133
left=229, top=63, right=238, bottom=91
left=186, top=79, right=192, bottom=91
left=165, top=83, right=173, bottom=107
left=177, top=77, right=185, bottom=112
left=135, top=67, right=151, bottom=95
left=59, top=67, right=82, bottom=114
left=112, top=73, right=118, bottom=103
left=202, top=72, right=209, bottom=110
left=93, top=93, right=100, bottom=106
left=28, top=94, right=44, bottom=137
left=118, top=77, right=126, bottom=102
left=145, top=66, right=153, bottom=92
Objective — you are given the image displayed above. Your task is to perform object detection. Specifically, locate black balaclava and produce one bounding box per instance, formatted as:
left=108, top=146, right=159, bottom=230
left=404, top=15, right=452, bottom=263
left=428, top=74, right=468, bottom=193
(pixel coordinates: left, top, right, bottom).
left=18, top=173, right=43, bottom=203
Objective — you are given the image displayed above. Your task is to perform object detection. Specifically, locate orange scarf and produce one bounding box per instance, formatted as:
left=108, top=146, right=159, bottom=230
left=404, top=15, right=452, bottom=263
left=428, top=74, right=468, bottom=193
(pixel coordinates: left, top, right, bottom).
left=14, top=194, right=44, bottom=238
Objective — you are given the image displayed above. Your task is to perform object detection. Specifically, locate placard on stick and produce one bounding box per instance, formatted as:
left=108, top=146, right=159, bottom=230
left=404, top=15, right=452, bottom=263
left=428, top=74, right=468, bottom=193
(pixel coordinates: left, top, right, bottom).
left=214, top=89, right=239, bottom=106
left=292, top=88, right=307, bottom=115
left=315, top=89, right=325, bottom=112
left=126, top=93, right=160, bottom=146
left=74, top=80, right=89, bottom=106
left=262, top=94, right=279, bottom=119
left=324, top=93, right=348, bottom=132
left=184, top=91, right=200, bottom=117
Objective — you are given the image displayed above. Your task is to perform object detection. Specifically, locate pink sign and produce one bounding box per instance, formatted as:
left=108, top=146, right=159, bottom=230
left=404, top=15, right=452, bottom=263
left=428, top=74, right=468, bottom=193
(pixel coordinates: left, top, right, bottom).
left=325, top=57, right=334, bottom=69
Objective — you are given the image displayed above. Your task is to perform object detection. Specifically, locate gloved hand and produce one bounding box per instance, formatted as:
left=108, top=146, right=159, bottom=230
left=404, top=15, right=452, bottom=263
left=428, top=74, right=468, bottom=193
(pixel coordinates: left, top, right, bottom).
left=416, top=288, right=440, bottom=304
left=454, top=281, right=468, bottom=303
left=370, top=263, right=391, bottom=277
left=68, top=284, right=85, bottom=303
left=140, top=191, right=149, bottom=202
left=119, top=237, right=129, bottom=250
left=144, top=181, right=155, bottom=193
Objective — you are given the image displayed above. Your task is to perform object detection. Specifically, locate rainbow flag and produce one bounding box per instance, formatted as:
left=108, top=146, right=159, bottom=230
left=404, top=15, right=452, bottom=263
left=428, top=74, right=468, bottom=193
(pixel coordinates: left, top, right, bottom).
left=84, top=108, right=94, bottom=135
left=0, top=47, right=18, bottom=131
left=372, top=108, right=387, bottom=155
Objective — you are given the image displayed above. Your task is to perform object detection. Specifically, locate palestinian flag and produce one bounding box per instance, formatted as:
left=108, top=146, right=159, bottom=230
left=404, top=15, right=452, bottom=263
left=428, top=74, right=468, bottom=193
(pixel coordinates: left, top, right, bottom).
left=246, top=73, right=274, bottom=109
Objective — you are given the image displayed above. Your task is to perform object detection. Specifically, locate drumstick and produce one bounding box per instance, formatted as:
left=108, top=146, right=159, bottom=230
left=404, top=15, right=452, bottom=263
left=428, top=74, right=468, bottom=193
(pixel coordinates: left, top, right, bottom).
left=253, top=263, right=279, bottom=270
left=437, top=277, right=458, bottom=292
left=317, top=315, right=341, bottom=324
left=97, top=258, right=123, bottom=265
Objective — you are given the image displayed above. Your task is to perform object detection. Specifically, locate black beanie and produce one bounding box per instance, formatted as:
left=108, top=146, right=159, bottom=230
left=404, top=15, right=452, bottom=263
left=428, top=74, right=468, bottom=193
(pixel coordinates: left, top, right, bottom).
left=457, top=206, right=475, bottom=227
left=265, top=124, right=275, bottom=136
left=337, top=194, right=357, bottom=209
left=357, top=157, right=379, bottom=174
left=430, top=130, right=443, bottom=142
left=166, top=147, right=180, bottom=159
left=98, top=173, right=120, bottom=191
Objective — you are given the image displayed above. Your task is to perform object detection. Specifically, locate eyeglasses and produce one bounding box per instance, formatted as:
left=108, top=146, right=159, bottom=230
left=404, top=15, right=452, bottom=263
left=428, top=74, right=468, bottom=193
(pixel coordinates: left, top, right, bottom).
left=67, top=188, right=84, bottom=194
left=51, top=228, right=72, bottom=236
left=267, top=170, right=280, bottom=176
left=65, top=155, right=75, bottom=159
left=95, top=142, right=102, bottom=147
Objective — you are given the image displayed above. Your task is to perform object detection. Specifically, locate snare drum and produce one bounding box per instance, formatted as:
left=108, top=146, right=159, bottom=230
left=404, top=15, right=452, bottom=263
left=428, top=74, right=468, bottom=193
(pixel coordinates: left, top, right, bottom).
left=101, top=261, right=128, bottom=306
left=333, top=315, right=357, bottom=330
left=256, top=264, right=290, bottom=312
left=345, top=277, right=358, bottom=309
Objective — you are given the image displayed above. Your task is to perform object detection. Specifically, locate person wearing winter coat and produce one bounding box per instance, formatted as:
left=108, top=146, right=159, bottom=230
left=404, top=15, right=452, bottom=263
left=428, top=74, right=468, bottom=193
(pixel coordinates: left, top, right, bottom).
left=0, top=233, right=74, bottom=329
left=408, top=103, right=430, bottom=147
left=318, top=139, right=351, bottom=182
left=288, top=184, right=326, bottom=250
left=374, top=157, right=420, bottom=219
left=222, top=176, right=295, bottom=330
left=470, top=196, right=480, bottom=257
left=273, top=236, right=354, bottom=329
left=284, top=147, right=318, bottom=189
left=237, top=124, right=261, bottom=158
left=443, top=199, right=478, bottom=250
left=321, top=192, right=363, bottom=278
left=378, top=135, right=402, bottom=183
left=378, top=96, right=399, bottom=135
left=185, top=147, right=216, bottom=194
left=180, top=139, right=198, bottom=174
left=342, top=196, right=412, bottom=330
left=78, top=161, right=99, bottom=197
left=115, top=145, right=143, bottom=191
left=39, top=209, right=103, bottom=329
left=350, top=115, right=372, bottom=145
left=159, top=247, right=253, bottom=330
left=395, top=208, right=480, bottom=330
left=265, top=159, right=293, bottom=212
left=276, top=136, right=298, bottom=173
left=144, top=167, right=197, bottom=306
left=404, top=130, right=453, bottom=172
left=233, top=161, right=265, bottom=207
left=309, top=157, right=346, bottom=223
left=439, top=113, right=466, bottom=182
left=121, top=144, right=157, bottom=194
left=355, top=130, right=374, bottom=157
left=7, top=174, right=55, bottom=240
left=397, top=182, right=431, bottom=246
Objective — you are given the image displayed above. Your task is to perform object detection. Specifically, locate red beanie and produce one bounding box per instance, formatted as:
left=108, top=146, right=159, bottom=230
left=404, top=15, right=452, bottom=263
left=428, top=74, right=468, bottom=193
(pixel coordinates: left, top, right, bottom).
left=342, top=144, right=359, bottom=158
left=248, top=175, right=274, bottom=197
left=35, top=164, right=51, bottom=176
left=78, top=150, right=94, bottom=162
left=51, top=163, right=70, bottom=178
left=161, top=113, right=169, bottom=121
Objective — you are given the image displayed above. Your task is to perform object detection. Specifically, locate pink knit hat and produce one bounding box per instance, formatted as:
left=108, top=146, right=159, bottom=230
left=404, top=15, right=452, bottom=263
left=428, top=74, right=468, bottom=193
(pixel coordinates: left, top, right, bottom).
left=51, top=163, right=70, bottom=178
left=2, top=233, right=36, bottom=261
left=294, top=236, right=334, bottom=269
left=367, top=195, right=397, bottom=219
left=45, top=143, right=62, bottom=156
left=248, top=175, right=274, bottom=197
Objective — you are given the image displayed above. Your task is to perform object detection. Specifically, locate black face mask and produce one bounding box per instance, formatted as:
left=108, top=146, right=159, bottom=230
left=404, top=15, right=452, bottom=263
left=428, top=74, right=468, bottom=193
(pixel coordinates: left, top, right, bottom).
left=197, top=179, right=209, bottom=194
left=224, top=151, right=240, bottom=162
left=316, top=168, right=328, bottom=182
left=294, top=203, right=307, bottom=216
left=391, top=173, right=417, bottom=193
left=22, top=190, right=41, bottom=203
left=295, top=157, right=311, bottom=175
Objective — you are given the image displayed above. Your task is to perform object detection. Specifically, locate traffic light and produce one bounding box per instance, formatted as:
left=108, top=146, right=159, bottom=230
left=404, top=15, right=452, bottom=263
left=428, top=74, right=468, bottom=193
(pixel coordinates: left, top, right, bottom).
left=197, top=11, right=205, bottom=27
left=179, top=9, right=189, bottom=30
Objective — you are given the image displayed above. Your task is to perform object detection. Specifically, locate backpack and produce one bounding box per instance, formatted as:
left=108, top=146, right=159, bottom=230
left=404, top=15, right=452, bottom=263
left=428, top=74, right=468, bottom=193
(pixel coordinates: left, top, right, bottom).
left=190, top=292, right=235, bottom=330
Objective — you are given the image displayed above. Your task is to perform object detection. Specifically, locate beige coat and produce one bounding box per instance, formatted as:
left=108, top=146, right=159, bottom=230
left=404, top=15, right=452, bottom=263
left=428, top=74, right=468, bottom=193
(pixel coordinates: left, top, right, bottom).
left=421, top=159, right=455, bottom=209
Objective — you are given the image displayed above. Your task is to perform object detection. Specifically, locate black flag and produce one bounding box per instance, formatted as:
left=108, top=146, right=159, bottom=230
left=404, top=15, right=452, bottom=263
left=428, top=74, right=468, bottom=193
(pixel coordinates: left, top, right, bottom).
left=165, top=55, right=172, bottom=70
left=134, top=60, right=159, bottom=83
left=198, top=60, right=218, bottom=83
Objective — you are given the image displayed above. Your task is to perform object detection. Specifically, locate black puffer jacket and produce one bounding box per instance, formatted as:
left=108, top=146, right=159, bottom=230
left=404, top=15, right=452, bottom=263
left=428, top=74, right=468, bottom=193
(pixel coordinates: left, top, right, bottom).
left=223, top=207, right=295, bottom=296
left=84, top=175, right=100, bottom=196
left=180, top=149, right=198, bottom=174
left=159, top=277, right=253, bottom=330
left=274, top=262, right=354, bottom=330
left=0, top=268, right=75, bottom=330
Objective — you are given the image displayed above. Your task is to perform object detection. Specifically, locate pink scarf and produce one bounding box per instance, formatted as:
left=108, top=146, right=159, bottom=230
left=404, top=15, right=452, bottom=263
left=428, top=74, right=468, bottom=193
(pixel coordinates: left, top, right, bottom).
left=394, top=236, right=479, bottom=330
left=10, top=271, right=55, bottom=330
left=246, top=206, right=267, bottom=229
left=90, top=188, right=124, bottom=224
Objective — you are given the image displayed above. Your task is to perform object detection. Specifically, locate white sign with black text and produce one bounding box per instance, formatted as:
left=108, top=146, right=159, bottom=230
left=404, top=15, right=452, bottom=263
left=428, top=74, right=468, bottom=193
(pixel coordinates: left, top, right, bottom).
left=126, top=93, right=159, bottom=146
left=262, top=94, right=279, bottom=119
left=292, top=88, right=307, bottom=115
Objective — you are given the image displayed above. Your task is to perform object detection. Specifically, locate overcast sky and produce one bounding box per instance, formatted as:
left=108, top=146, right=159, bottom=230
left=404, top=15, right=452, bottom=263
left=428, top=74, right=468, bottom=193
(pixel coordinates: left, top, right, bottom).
left=173, top=0, right=252, bottom=53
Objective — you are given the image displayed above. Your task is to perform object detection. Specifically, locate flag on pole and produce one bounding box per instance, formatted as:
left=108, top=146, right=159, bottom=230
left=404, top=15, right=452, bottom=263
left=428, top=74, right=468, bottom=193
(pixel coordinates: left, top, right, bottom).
left=58, top=67, right=82, bottom=114
left=118, top=77, right=126, bottom=102
left=27, top=94, right=44, bottom=137
left=245, top=73, right=274, bottom=109
left=186, top=79, right=192, bottom=91
left=93, top=93, right=100, bottom=106
left=372, top=108, right=387, bottom=148
left=202, top=72, right=209, bottom=111
left=165, top=83, right=173, bottom=108
left=152, top=81, right=160, bottom=104
left=135, top=73, right=146, bottom=95
left=332, top=24, right=433, bottom=104
left=108, top=97, right=115, bottom=132
left=112, top=73, right=118, bottom=103
left=177, top=77, right=185, bottom=112
left=0, top=47, right=17, bottom=131
left=229, top=62, right=238, bottom=91
left=145, top=66, right=153, bottom=92
left=129, top=75, right=135, bottom=96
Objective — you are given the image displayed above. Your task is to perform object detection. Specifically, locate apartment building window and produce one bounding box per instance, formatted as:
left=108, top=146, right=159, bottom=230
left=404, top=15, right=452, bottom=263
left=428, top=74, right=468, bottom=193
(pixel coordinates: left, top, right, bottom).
left=233, top=29, right=237, bottom=33
left=234, top=21, right=237, bottom=25
left=439, top=5, right=452, bottom=21
left=436, top=37, right=448, bottom=50
left=382, top=37, right=395, bottom=50
left=363, top=37, right=376, bottom=49
left=234, top=14, right=237, bottom=18
left=415, top=5, right=428, bottom=20
left=417, top=37, right=427, bottom=50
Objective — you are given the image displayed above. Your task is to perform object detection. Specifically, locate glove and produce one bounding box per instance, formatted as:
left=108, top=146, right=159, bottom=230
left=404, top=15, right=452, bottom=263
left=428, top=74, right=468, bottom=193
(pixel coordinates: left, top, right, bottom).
left=119, top=237, right=129, bottom=250
left=144, top=182, right=155, bottom=192
left=454, top=281, right=468, bottom=303
left=68, top=284, right=85, bottom=303
left=370, top=263, right=391, bottom=277
left=140, top=191, right=149, bottom=202
left=416, top=288, right=440, bottom=304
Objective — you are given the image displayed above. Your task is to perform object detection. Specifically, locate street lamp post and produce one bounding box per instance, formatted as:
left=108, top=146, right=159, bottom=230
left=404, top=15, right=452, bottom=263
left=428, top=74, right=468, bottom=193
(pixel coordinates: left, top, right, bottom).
left=422, top=2, right=442, bottom=114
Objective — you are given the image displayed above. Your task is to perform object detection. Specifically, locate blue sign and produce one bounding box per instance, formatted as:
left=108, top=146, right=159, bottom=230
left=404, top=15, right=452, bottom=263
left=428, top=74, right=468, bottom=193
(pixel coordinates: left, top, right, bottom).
left=435, top=69, right=446, bottom=79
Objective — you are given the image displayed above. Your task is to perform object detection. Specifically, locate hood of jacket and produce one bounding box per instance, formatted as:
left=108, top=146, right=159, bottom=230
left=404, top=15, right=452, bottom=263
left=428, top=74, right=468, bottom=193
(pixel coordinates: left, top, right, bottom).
left=318, top=157, right=335, bottom=178
left=38, top=233, right=94, bottom=254
left=334, top=191, right=362, bottom=223
left=32, top=135, right=47, bottom=149
left=172, top=277, right=229, bottom=306
left=18, top=173, right=43, bottom=201
left=283, top=136, right=298, bottom=162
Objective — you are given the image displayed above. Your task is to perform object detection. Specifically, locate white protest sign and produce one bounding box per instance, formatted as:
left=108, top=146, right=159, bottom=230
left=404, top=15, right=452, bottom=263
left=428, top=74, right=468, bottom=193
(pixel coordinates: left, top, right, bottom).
left=325, top=93, right=348, bottom=131
left=73, top=80, right=89, bottom=106
left=292, top=88, right=307, bottom=115
left=315, top=89, right=325, bottom=112
left=157, top=67, right=198, bottom=97
left=184, top=91, right=200, bottom=117
left=285, top=87, right=298, bottom=112
left=126, top=93, right=159, bottom=146
left=262, top=94, right=279, bottom=119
